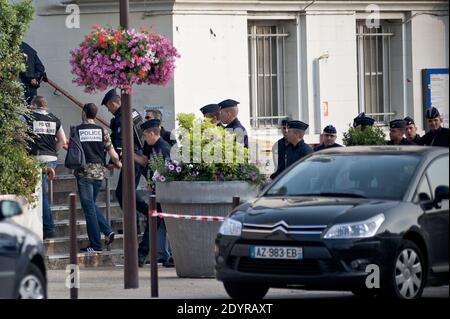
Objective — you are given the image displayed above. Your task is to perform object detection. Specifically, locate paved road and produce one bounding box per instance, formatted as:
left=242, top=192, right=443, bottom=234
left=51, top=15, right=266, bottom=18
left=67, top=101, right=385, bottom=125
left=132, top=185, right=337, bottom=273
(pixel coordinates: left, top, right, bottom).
left=47, top=266, right=449, bottom=299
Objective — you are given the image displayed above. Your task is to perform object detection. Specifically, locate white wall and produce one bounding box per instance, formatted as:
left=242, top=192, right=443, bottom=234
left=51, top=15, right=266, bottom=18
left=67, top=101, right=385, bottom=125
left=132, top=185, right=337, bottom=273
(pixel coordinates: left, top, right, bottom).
left=303, top=12, right=359, bottom=144
left=410, top=13, right=449, bottom=131
left=171, top=13, right=250, bottom=130
left=24, top=10, right=175, bottom=136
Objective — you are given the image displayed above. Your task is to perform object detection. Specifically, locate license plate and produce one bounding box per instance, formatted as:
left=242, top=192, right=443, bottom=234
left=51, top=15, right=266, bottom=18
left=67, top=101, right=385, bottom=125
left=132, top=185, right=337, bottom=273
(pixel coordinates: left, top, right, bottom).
left=250, top=246, right=303, bottom=260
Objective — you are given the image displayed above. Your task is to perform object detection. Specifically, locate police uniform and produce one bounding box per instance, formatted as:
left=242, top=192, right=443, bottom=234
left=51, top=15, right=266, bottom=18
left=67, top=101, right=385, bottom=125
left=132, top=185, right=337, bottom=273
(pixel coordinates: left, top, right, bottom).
left=25, top=110, right=61, bottom=158
left=353, top=112, right=375, bottom=128
left=75, top=121, right=114, bottom=252
left=200, top=103, right=224, bottom=128
left=218, top=99, right=248, bottom=148
left=387, top=119, right=416, bottom=146
left=101, top=89, right=149, bottom=222
left=271, top=120, right=313, bottom=179
left=420, top=107, right=449, bottom=147
left=24, top=109, right=62, bottom=237
left=404, top=116, right=421, bottom=145
left=20, top=42, right=46, bottom=104
left=138, top=119, right=173, bottom=267
left=314, top=125, right=342, bottom=151
left=272, top=118, right=290, bottom=169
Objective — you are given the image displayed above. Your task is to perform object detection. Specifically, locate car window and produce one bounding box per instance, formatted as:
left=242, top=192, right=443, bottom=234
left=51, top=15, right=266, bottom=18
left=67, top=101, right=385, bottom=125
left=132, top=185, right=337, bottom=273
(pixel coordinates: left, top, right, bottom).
left=425, top=155, right=449, bottom=199
left=414, top=176, right=432, bottom=203
left=265, top=154, right=421, bottom=200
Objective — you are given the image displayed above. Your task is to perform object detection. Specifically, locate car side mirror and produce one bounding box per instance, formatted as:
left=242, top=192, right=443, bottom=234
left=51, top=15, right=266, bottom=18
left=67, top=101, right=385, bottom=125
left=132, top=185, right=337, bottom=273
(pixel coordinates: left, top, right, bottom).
left=434, top=185, right=449, bottom=208
left=418, top=193, right=434, bottom=210
left=0, top=200, right=23, bottom=220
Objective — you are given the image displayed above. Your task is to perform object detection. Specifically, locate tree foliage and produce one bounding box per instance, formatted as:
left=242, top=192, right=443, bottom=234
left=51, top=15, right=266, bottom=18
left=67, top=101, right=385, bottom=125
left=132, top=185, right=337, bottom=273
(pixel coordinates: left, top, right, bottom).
left=0, top=0, right=41, bottom=203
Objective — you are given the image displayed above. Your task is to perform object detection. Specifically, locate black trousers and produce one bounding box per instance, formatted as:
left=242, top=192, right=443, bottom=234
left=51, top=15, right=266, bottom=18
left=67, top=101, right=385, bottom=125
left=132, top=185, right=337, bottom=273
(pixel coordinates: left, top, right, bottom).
left=115, top=164, right=149, bottom=219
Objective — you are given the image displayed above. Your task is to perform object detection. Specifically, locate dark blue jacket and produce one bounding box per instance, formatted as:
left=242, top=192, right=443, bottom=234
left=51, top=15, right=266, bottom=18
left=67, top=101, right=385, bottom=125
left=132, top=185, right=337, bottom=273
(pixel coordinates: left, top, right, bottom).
left=271, top=140, right=313, bottom=179
left=110, top=107, right=144, bottom=153
left=314, top=143, right=342, bottom=152
left=225, top=118, right=248, bottom=148
left=420, top=127, right=449, bottom=147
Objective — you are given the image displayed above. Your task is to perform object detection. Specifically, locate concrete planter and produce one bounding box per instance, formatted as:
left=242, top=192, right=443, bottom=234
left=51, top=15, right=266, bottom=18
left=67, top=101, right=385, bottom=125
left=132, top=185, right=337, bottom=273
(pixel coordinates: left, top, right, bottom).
left=0, top=174, right=43, bottom=240
left=156, top=181, right=258, bottom=278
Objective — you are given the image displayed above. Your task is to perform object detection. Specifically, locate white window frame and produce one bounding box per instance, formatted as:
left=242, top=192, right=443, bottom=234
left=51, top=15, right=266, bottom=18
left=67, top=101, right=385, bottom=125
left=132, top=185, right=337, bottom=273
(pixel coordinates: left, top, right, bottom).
left=248, top=21, right=288, bottom=128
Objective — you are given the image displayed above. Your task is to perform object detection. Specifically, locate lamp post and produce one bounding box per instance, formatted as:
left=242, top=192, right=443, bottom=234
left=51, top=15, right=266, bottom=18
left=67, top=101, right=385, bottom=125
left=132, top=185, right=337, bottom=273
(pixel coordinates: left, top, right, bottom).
left=120, top=0, right=139, bottom=289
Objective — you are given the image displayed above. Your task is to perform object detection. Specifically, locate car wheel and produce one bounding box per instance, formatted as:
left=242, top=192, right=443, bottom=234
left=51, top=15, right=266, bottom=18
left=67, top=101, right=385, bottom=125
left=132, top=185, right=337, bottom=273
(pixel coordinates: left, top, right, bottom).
left=223, top=281, right=269, bottom=299
left=18, top=264, right=47, bottom=299
left=382, top=240, right=426, bottom=299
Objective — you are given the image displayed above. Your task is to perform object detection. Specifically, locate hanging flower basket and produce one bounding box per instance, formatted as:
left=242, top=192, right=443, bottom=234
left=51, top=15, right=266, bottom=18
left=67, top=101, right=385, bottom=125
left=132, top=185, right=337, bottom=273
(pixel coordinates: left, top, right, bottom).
left=70, top=25, right=180, bottom=94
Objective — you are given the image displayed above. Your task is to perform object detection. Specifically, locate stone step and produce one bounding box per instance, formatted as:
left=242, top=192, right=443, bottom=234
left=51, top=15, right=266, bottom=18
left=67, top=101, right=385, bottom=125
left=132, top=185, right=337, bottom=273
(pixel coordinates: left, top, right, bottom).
left=50, top=189, right=116, bottom=206
left=54, top=163, right=73, bottom=176
left=51, top=202, right=123, bottom=221
left=45, top=249, right=125, bottom=270
left=44, top=234, right=143, bottom=255
left=50, top=175, right=77, bottom=192
left=53, top=218, right=124, bottom=238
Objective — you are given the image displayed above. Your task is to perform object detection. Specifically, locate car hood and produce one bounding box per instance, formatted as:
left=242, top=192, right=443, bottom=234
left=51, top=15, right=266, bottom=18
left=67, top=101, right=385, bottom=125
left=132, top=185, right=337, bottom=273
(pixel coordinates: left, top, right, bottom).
left=234, top=196, right=399, bottom=227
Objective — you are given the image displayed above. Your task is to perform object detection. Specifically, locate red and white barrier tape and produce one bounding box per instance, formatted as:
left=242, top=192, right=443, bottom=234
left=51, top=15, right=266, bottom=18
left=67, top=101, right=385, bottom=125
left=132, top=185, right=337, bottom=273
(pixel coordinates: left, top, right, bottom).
left=149, top=210, right=225, bottom=222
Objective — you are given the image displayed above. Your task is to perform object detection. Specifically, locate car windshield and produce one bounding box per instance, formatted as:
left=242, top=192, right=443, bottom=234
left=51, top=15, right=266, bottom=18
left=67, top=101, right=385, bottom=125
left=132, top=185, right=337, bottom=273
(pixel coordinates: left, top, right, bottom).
left=265, top=154, right=421, bottom=200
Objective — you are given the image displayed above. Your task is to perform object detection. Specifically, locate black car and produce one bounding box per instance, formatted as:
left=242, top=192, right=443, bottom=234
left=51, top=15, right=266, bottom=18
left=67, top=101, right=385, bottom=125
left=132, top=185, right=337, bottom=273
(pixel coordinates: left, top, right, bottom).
left=215, top=146, right=449, bottom=299
left=0, top=199, right=47, bottom=299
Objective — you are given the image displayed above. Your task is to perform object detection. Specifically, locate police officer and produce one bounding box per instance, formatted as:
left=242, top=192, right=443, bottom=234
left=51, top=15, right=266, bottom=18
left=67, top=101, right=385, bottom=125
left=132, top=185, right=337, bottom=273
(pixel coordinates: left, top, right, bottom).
left=314, top=125, right=342, bottom=151
left=271, top=117, right=290, bottom=171
left=144, top=108, right=175, bottom=146
left=353, top=112, right=375, bottom=128
left=101, top=89, right=148, bottom=232
left=420, top=107, right=449, bottom=147
left=271, top=120, right=313, bottom=179
left=387, top=119, right=416, bottom=145
left=404, top=116, right=422, bottom=145
left=75, top=103, right=122, bottom=253
left=19, top=42, right=46, bottom=105
left=200, top=103, right=223, bottom=127
left=218, top=99, right=249, bottom=148
left=134, top=119, right=174, bottom=268
left=24, top=96, right=67, bottom=239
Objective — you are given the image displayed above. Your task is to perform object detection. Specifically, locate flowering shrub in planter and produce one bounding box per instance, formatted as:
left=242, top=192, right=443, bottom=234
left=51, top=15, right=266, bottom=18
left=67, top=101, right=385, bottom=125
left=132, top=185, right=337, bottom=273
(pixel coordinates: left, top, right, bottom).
left=148, top=113, right=265, bottom=188
left=70, top=25, right=180, bottom=94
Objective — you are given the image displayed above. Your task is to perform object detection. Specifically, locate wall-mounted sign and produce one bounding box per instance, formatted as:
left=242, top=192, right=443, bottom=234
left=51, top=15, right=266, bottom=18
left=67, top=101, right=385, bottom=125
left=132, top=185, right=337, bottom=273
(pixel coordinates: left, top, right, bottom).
left=422, top=68, right=449, bottom=128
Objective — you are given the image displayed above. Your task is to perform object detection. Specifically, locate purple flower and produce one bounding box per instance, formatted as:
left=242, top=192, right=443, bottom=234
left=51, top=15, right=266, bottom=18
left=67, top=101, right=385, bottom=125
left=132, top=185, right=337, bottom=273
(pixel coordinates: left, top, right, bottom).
left=176, top=166, right=182, bottom=173
left=159, top=176, right=166, bottom=182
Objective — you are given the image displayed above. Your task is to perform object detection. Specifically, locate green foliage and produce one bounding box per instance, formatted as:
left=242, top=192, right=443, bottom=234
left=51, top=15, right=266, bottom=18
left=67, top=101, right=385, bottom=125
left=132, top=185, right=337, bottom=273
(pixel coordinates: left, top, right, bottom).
left=148, top=113, right=265, bottom=187
left=0, top=0, right=41, bottom=203
left=343, top=125, right=387, bottom=146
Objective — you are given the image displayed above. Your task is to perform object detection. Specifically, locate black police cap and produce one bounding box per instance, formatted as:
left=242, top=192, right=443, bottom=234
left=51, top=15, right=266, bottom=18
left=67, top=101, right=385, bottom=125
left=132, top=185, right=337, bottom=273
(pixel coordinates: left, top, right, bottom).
left=101, top=89, right=119, bottom=106
left=218, top=99, right=240, bottom=109
left=323, top=125, right=337, bottom=134
left=426, top=107, right=440, bottom=119
left=280, top=117, right=291, bottom=127
left=140, top=119, right=161, bottom=131
left=404, top=116, right=415, bottom=126
left=287, top=120, right=309, bottom=131
left=390, top=119, right=407, bottom=129
left=200, top=104, right=220, bottom=115
left=353, top=112, right=375, bottom=127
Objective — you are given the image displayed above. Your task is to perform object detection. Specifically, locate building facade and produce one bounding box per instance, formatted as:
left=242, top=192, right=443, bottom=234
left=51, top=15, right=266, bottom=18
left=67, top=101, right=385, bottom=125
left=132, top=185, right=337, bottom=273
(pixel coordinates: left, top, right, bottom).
left=27, top=0, right=449, bottom=168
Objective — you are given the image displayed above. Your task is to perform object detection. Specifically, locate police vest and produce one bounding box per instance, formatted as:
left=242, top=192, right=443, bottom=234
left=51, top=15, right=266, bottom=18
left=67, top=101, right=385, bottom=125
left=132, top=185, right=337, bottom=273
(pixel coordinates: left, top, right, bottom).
left=77, top=123, right=105, bottom=164
left=27, top=111, right=61, bottom=157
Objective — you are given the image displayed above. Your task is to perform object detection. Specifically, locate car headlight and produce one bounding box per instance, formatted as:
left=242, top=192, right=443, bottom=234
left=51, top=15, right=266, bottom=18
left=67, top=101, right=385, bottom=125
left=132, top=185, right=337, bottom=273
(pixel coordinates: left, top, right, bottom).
left=323, top=214, right=385, bottom=239
left=218, top=218, right=242, bottom=236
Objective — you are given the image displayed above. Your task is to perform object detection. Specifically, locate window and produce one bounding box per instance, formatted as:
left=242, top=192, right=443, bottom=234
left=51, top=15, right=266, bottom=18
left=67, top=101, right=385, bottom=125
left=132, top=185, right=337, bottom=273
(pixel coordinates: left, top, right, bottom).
left=414, top=177, right=432, bottom=203
left=356, top=22, right=393, bottom=124
left=426, top=155, right=449, bottom=198
left=248, top=22, right=288, bottom=128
